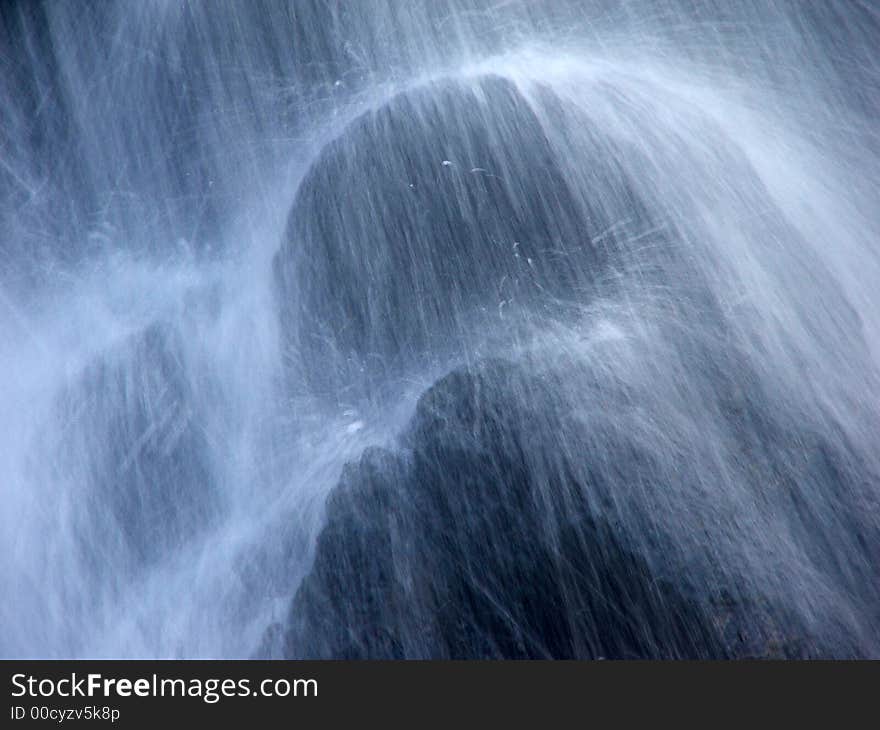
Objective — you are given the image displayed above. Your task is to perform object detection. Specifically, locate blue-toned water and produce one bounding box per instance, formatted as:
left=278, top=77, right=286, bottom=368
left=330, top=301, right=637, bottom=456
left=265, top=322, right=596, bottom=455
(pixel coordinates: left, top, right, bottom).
left=1, top=1, right=878, bottom=658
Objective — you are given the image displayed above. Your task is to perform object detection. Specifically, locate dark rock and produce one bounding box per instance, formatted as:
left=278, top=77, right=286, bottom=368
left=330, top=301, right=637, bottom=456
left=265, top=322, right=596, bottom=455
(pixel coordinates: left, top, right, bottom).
left=273, top=74, right=661, bottom=403
left=55, top=323, right=218, bottom=571
left=267, top=47, right=880, bottom=660
left=274, top=351, right=880, bottom=658
left=282, top=359, right=736, bottom=658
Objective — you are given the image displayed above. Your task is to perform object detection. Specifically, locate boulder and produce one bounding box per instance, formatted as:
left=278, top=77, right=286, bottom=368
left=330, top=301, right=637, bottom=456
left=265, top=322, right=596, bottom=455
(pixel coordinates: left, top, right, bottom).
left=55, top=323, right=218, bottom=570
left=281, top=359, right=739, bottom=658
left=273, top=74, right=658, bottom=403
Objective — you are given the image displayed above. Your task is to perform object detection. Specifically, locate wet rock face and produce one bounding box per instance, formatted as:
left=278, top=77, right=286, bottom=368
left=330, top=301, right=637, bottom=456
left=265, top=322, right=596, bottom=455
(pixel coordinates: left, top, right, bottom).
left=281, top=360, right=730, bottom=659
left=269, top=67, right=880, bottom=659
left=274, top=356, right=879, bottom=659
left=56, top=324, right=218, bottom=570
left=273, top=74, right=656, bottom=403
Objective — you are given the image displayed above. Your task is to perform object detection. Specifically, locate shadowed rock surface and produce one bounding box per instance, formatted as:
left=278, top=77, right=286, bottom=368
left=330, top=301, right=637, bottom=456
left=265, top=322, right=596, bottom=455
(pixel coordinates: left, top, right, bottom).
left=55, top=324, right=218, bottom=571
left=273, top=75, right=664, bottom=403
left=275, top=358, right=869, bottom=659
left=267, top=68, right=880, bottom=660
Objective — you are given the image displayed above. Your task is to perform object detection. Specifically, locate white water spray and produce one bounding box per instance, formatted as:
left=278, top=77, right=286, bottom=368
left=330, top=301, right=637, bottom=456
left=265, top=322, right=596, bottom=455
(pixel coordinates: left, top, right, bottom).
left=1, top=1, right=878, bottom=658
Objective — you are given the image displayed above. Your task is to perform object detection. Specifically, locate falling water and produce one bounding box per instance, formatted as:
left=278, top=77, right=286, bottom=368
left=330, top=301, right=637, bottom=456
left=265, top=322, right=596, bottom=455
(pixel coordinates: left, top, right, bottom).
left=1, top=1, right=878, bottom=658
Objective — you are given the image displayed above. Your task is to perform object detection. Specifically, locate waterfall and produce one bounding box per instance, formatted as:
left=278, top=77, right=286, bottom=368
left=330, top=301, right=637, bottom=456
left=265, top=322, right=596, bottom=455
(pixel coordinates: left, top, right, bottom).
left=1, top=0, right=878, bottom=658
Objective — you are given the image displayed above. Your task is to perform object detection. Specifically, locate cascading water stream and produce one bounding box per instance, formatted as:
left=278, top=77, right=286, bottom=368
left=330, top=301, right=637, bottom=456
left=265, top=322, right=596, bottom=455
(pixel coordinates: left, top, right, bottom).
left=1, top=1, right=878, bottom=658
